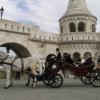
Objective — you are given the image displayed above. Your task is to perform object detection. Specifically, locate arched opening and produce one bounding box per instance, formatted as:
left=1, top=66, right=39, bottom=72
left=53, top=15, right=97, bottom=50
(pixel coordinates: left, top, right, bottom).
left=0, top=42, right=31, bottom=58
left=60, top=26, right=63, bottom=33
left=92, top=24, right=96, bottom=32
left=69, top=22, right=76, bottom=32
left=78, top=22, right=85, bottom=32
left=73, top=52, right=81, bottom=63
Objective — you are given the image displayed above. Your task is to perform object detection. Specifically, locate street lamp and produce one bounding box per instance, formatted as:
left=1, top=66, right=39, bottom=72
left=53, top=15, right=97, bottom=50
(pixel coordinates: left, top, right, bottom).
left=0, top=6, right=4, bottom=19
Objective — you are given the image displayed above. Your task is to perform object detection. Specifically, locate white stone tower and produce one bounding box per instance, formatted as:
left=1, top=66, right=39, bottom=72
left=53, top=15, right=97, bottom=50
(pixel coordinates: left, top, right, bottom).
left=59, top=0, right=97, bottom=34
left=59, top=0, right=100, bottom=61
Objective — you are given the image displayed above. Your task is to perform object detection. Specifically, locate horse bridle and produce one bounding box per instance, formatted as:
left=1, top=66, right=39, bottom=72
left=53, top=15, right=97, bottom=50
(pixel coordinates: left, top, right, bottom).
left=1, top=55, right=9, bottom=60
left=0, top=55, right=18, bottom=68
left=0, top=55, right=9, bottom=64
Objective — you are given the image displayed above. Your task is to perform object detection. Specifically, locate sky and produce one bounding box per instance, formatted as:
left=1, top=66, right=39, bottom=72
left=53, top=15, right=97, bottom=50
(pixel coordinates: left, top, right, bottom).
left=0, top=0, right=100, bottom=33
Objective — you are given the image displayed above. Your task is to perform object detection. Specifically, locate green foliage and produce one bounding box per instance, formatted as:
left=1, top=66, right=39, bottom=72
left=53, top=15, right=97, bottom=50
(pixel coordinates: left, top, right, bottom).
left=0, top=71, right=6, bottom=79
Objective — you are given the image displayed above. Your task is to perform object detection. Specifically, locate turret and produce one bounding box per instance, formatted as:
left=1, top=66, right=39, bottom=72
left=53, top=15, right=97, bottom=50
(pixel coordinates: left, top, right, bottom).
left=59, top=0, right=97, bottom=34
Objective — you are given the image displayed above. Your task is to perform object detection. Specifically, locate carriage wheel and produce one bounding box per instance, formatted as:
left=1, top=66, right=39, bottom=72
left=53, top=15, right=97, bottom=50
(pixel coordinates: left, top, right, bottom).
left=48, top=73, right=63, bottom=88
left=89, top=70, right=100, bottom=87
left=80, top=76, right=90, bottom=85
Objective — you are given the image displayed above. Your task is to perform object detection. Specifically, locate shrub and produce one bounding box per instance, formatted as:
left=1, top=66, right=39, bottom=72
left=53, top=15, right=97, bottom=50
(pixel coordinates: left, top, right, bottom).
left=0, top=71, right=6, bottom=79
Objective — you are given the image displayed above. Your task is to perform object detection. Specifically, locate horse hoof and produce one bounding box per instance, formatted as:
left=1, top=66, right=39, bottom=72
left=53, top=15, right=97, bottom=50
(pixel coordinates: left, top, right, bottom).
left=4, top=87, right=9, bottom=89
left=9, top=84, right=12, bottom=87
left=26, top=83, right=29, bottom=87
left=11, top=82, right=13, bottom=86
left=32, top=84, right=36, bottom=88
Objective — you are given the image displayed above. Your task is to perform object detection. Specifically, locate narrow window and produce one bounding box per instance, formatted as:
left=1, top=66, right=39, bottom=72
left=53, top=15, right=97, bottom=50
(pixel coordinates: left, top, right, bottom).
left=23, top=27, right=25, bottom=32
left=11, top=25, right=13, bottom=30
left=60, top=26, right=63, bottom=33
left=69, top=22, right=76, bottom=32
left=17, top=26, right=19, bottom=31
left=28, top=28, right=30, bottom=33
left=92, top=24, right=96, bottom=32
left=78, top=22, right=85, bottom=32
left=5, top=24, right=7, bottom=29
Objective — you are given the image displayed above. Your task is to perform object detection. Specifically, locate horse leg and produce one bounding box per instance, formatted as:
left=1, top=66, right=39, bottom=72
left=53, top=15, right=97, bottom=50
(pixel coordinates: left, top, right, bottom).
left=4, top=67, right=11, bottom=89
left=26, top=74, right=31, bottom=86
left=10, top=66, right=13, bottom=87
left=32, top=75, right=37, bottom=88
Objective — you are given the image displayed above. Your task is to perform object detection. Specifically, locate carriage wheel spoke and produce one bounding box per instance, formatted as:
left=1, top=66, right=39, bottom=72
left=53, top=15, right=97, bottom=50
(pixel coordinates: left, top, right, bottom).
left=89, top=71, right=100, bottom=87
left=49, top=74, right=63, bottom=88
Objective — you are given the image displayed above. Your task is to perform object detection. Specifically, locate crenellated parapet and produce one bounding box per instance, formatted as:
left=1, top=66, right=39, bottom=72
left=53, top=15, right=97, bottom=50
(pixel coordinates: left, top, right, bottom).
left=0, top=19, right=60, bottom=43
left=0, top=19, right=39, bottom=35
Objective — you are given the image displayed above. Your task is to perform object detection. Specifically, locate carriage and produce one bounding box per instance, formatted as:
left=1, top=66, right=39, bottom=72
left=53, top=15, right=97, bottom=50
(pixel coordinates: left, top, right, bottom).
left=39, top=54, right=100, bottom=88
left=0, top=51, right=100, bottom=89
left=36, top=54, right=63, bottom=88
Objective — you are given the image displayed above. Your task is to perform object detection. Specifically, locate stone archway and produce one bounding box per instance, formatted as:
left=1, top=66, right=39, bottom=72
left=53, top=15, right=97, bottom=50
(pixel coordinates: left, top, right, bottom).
left=0, top=42, right=31, bottom=58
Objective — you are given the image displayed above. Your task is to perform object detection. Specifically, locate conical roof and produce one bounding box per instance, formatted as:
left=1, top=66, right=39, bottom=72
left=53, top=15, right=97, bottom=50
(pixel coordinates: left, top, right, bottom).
left=62, top=0, right=95, bottom=18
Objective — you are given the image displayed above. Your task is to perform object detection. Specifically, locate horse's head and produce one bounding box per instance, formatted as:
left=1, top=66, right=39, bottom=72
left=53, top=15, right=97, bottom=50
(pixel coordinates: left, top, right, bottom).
left=0, top=51, right=8, bottom=62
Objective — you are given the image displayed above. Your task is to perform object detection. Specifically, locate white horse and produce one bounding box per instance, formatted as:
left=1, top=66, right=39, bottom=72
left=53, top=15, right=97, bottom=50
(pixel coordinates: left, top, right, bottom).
left=0, top=51, right=40, bottom=89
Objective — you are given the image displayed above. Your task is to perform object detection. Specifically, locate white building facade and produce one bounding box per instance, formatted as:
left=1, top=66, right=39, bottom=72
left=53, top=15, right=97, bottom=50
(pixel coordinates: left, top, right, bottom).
left=0, top=0, right=100, bottom=61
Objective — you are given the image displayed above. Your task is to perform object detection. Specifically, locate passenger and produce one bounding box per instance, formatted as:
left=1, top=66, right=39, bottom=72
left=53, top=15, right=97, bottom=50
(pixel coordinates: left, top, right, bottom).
left=15, top=71, right=21, bottom=80
left=63, top=53, right=74, bottom=65
left=97, top=56, right=100, bottom=70
left=73, top=53, right=81, bottom=64
left=79, top=52, right=93, bottom=66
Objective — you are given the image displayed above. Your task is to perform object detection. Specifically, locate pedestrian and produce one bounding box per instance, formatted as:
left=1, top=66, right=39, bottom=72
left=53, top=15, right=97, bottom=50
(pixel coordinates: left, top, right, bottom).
left=15, top=71, right=20, bottom=80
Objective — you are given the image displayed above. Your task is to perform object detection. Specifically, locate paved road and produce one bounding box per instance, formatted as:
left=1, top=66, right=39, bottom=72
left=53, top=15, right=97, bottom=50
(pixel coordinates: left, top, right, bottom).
left=0, top=78, right=100, bottom=100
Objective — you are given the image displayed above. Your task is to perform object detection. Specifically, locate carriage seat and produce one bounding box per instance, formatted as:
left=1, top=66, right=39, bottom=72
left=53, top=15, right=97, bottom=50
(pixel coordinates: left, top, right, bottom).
left=65, top=62, right=95, bottom=70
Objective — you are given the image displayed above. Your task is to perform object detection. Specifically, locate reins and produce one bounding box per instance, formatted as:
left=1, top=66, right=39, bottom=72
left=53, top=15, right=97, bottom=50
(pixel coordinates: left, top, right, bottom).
left=0, top=55, right=9, bottom=62
left=0, top=56, right=20, bottom=69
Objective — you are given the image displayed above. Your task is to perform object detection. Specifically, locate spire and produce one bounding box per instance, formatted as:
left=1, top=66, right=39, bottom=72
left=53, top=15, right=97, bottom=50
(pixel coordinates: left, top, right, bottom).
left=63, top=0, right=94, bottom=17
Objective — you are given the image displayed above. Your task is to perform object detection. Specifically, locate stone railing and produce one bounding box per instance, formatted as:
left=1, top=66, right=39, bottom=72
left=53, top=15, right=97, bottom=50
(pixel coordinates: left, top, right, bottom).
left=29, top=34, right=59, bottom=43
left=62, top=32, right=97, bottom=35
left=29, top=33, right=100, bottom=43
left=0, top=19, right=39, bottom=35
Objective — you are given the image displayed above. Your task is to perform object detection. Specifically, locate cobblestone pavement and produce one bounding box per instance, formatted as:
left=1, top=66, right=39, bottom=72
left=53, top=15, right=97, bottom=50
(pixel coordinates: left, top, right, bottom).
left=0, top=78, right=100, bottom=100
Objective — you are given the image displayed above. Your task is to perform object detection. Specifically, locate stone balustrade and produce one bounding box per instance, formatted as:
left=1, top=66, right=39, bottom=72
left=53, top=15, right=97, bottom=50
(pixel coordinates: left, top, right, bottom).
left=0, top=19, right=100, bottom=43
left=30, top=33, right=100, bottom=43
left=0, top=19, right=39, bottom=35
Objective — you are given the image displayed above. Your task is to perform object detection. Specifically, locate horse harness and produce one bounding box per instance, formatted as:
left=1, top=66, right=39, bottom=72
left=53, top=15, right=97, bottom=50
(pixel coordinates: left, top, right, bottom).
left=11, top=57, right=25, bottom=71
left=0, top=55, right=24, bottom=71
